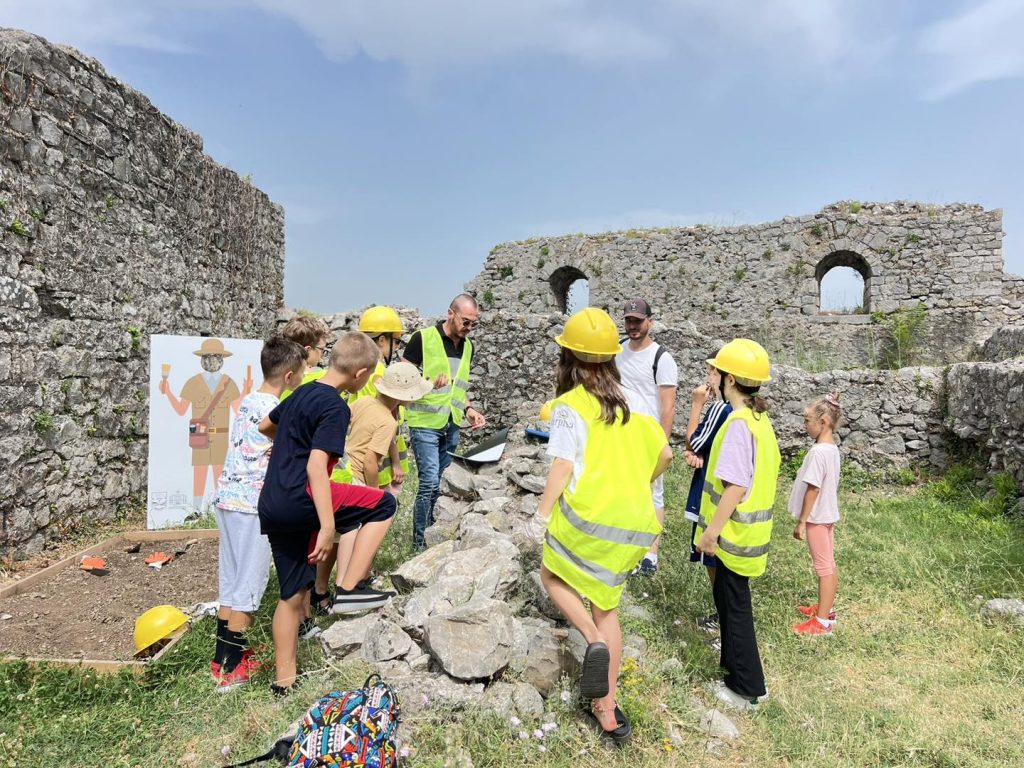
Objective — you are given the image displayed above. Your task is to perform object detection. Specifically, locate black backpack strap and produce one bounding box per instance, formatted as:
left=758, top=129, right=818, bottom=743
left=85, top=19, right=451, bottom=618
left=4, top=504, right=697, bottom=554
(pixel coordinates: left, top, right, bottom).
left=652, top=344, right=666, bottom=382
left=223, top=737, right=294, bottom=768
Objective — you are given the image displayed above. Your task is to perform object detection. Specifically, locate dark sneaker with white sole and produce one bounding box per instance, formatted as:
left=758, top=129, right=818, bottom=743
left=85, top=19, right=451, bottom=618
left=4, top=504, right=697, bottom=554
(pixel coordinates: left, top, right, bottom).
left=299, top=617, right=322, bottom=640
left=696, top=613, right=720, bottom=633
left=330, top=584, right=393, bottom=615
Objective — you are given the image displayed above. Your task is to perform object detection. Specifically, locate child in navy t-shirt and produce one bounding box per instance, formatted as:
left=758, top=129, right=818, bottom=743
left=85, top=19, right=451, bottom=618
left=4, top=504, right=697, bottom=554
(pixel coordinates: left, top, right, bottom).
left=257, top=333, right=397, bottom=694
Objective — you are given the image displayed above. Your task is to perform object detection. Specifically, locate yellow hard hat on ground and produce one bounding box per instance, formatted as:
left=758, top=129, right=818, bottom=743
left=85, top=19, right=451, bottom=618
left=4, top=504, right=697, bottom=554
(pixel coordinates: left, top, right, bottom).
left=134, top=605, right=188, bottom=656
left=358, top=306, right=403, bottom=337
left=556, top=308, right=622, bottom=363
left=707, top=339, right=772, bottom=385
left=539, top=400, right=554, bottom=421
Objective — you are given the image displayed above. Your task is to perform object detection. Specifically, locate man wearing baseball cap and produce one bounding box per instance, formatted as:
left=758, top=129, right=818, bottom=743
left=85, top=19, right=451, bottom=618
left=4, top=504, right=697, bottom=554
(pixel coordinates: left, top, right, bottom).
left=616, top=298, right=678, bottom=575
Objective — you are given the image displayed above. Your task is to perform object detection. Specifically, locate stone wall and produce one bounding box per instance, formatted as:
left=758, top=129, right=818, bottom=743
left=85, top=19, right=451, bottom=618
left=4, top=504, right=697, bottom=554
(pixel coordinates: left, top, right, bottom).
left=467, top=201, right=1013, bottom=368
left=0, top=29, right=284, bottom=557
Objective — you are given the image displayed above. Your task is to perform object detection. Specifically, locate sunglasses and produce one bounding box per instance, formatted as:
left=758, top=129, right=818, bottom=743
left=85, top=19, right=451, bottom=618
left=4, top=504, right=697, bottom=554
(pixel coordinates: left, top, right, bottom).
left=453, top=312, right=480, bottom=329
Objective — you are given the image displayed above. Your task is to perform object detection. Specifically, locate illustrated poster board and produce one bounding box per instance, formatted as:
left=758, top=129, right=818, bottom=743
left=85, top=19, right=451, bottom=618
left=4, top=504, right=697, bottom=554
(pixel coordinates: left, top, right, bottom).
left=146, top=334, right=262, bottom=528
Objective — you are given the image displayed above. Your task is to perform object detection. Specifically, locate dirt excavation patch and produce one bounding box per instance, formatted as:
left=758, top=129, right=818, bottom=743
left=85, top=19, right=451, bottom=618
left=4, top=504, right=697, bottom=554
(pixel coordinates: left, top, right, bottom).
left=0, top=537, right=218, bottom=662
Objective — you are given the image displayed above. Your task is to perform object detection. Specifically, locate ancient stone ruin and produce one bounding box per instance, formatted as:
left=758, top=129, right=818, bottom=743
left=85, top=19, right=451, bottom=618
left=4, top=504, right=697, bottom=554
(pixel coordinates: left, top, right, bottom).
left=0, top=29, right=283, bottom=556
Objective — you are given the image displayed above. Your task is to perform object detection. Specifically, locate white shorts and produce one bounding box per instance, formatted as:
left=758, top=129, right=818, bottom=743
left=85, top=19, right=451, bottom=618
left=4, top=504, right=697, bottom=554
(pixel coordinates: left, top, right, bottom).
left=215, top=506, right=272, bottom=612
left=652, top=476, right=665, bottom=510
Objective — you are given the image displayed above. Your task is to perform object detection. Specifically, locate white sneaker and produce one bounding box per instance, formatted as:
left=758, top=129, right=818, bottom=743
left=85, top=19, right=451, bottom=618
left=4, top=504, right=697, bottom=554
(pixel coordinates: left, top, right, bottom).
left=709, top=680, right=767, bottom=711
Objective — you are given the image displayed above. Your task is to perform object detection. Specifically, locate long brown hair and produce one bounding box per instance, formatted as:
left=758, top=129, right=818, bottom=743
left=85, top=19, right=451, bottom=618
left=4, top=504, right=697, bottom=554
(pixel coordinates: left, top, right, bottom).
left=555, top=348, right=630, bottom=425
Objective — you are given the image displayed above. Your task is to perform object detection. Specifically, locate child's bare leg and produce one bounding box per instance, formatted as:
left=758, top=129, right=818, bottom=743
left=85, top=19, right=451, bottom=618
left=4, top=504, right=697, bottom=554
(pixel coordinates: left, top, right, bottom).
left=540, top=565, right=603, bottom=643
left=333, top=530, right=359, bottom=588
left=218, top=606, right=231, bottom=622
left=272, top=590, right=305, bottom=687
left=227, top=610, right=253, bottom=633
left=817, top=568, right=838, bottom=618
left=314, top=544, right=338, bottom=595
left=706, top=566, right=716, bottom=585
left=591, top=605, right=622, bottom=731
left=338, top=520, right=393, bottom=591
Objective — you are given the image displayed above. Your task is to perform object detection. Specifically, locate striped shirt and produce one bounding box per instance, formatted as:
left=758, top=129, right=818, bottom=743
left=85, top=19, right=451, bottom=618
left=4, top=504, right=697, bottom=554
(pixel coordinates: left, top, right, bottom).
left=684, top=400, right=732, bottom=521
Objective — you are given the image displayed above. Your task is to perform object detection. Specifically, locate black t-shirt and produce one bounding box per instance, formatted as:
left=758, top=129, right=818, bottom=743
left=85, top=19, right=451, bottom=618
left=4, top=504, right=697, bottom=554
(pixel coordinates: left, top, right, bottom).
left=403, top=322, right=475, bottom=369
left=258, top=382, right=350, bottom=533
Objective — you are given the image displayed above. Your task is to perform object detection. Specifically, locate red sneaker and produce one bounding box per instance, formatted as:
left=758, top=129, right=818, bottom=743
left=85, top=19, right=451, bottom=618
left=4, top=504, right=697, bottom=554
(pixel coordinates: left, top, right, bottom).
left=793, top=616, right=833, bottom=636
left=241, top=648, right=263, bottom=672
left=216, top=660, right=252, bottom=693
left=798, top=604, right=837, bottom=620
left=210, top=661, right=221, bottom=679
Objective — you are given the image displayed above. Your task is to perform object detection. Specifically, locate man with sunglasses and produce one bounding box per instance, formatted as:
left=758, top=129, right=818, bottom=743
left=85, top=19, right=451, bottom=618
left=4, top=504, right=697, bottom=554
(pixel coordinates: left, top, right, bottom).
left=403, top=293, right=487, bottom=549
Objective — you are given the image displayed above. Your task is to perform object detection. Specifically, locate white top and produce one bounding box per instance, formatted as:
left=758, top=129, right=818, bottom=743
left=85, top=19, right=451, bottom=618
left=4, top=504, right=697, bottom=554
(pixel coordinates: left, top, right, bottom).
left=616, top=342, right=678, bottom=421
left=788, top=443, right=842, bottom=524
left=547, top=388, right=647, bottom=496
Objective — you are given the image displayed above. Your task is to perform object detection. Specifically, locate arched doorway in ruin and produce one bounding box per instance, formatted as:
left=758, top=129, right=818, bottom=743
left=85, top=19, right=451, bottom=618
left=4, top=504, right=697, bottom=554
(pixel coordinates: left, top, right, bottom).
left=549, top=265, right=590, bottom=314
left=816, top=250, right=871, bottom=314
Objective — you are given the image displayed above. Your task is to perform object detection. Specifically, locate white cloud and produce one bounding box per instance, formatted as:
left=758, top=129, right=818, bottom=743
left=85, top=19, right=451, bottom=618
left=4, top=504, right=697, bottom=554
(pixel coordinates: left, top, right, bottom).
left=919, top=0, right=1024, bottom=99
left=0, top=0, right=201, bottom=53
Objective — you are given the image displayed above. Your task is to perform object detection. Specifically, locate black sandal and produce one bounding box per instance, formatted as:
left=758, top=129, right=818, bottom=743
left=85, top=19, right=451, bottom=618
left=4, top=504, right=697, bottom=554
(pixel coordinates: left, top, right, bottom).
left=311, top=589, right=332, bottom=617
left=585, top=704, right=632, bottom=746
left=580, top=642, right=610, bottom=699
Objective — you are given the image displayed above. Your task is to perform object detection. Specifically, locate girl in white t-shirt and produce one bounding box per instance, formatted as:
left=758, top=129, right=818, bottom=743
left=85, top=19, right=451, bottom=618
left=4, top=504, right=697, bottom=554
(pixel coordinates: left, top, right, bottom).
left=789, top=392, right=843, bottom=635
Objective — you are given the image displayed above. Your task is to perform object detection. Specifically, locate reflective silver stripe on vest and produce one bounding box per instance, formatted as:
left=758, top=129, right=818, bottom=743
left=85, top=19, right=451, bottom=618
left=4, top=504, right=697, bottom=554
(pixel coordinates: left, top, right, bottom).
left=559, top=498, right=658, bottom=548
left=453, top=378, right=470, bottom=390
left=544, top=531, right=630, bottom=588
left=380, top=450, right=410, bottom=471
left=731, top=508, right=773, bottom=524
left=451, top=399, right=469, bottom=413
left=432, top=385, right=453, bottom=395
left=703, top=480, right=721, bottom=505
left=408, top=403, right=449, bottom=414
left=717, top=535, right=771, bottom=558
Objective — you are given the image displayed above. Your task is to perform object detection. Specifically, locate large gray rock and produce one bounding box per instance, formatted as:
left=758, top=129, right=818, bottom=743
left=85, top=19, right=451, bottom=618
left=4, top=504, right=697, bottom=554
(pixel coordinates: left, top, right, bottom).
left=519, top=625, right=578, bottom=696
left=386, top=673, right=485, bottom=717
left=981, top=597, right=1024, bottom=624
left=510, top=473, right=546, bottom=495
left=361, top=618, right=414, bottom=662
left=472, top=496, right=513, bottom=515
left=391, top=540, right=457, bottom=592
left=400, top=576, right=476, bottom=631
left=441, top=462, right=478, bottom=500
left=423, top=598, right=515, bottom=680
left=438, top=540, right=522, bottom=601
left=700, top=709, right=740, bottom=740
left=479, top=681, right=545, bottom=719
left=528, top=571, right=563, bottom=621
left=319, top=613, right=378, bottom=656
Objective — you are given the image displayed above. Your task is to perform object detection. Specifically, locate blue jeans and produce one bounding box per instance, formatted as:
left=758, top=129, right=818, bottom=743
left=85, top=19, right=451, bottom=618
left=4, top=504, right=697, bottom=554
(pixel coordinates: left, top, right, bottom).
left=410, top=422, right=461, bottom=549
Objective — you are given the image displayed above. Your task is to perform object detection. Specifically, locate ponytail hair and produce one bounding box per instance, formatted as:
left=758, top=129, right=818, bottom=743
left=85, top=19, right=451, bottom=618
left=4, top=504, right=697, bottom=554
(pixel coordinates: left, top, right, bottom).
left=808, top=391, right=843, bottom=428
left=735, top=379, right=769, bottom=416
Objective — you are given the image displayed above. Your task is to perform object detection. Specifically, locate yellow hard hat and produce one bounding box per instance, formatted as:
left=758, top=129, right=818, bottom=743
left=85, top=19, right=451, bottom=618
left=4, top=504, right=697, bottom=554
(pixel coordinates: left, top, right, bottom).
left=358, top=306, right=403, bottom=337
left=539, top=400, right=554, bottom=421
left=133, top=605, right=188, bottom=655
left=555, top=308, right=622, bottom=363
left=707, top=339, right=772, bottom=385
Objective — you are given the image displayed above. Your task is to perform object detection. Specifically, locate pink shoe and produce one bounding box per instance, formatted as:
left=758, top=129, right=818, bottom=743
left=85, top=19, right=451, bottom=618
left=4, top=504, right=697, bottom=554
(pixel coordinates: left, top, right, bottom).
left=793, top=616, right=833, bottom=636
left=797, top=603, right=837, bottom=620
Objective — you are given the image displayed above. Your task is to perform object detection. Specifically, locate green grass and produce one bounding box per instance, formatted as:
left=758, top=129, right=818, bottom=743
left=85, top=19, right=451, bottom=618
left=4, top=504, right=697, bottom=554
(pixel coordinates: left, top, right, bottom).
left=2, top=466, right=1023, bottom=766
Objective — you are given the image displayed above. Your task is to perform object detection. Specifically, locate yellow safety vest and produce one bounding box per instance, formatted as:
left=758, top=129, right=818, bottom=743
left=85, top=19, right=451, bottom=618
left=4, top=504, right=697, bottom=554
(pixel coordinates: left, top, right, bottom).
left=347, top=360, right=410, bottom=486
left=693, top=408, right=781, bottom=578
left=406, top=327, right=472, bottom=429
left=542, top=386, right=667, bottom=611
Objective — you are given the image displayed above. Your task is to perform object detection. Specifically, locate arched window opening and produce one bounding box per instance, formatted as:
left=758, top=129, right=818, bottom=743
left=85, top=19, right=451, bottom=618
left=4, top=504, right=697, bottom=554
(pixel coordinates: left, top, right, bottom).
left=549, top=265, right=589, bottom=313
left=816, top=251, right=871, bottom=314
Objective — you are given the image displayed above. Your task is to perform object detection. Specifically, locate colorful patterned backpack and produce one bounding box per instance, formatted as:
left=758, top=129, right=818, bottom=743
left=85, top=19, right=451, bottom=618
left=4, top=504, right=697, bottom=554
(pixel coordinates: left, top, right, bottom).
left=225, top=675, right=401, bottom=768
left=286, top=675, right=401, bottom=767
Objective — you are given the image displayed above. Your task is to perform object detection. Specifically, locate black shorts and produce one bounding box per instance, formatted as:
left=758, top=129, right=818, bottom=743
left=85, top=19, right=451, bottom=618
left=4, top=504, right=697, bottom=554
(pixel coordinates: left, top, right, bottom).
left=267, top=488, right=396, bottom=600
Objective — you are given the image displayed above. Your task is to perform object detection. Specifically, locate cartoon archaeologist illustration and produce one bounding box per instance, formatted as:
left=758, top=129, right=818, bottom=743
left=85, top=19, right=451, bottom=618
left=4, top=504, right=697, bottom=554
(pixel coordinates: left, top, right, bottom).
left=159, top=338, right=252, bottom=511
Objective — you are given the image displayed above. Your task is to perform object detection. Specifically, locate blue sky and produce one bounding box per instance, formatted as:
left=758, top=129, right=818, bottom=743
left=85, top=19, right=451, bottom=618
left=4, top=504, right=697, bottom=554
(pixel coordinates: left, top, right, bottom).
left=4, top=1, right=1024, bottom=314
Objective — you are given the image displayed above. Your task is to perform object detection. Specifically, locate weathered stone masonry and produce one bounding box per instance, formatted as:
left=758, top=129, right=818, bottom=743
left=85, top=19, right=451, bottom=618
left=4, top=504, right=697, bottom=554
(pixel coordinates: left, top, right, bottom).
left=0, top=29, right=284, bottom=557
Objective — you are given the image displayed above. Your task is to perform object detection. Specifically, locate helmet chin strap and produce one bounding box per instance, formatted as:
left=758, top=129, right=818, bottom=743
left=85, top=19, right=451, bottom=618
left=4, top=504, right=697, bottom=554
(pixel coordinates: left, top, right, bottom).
left=383, top=336, right=396, bottom=365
